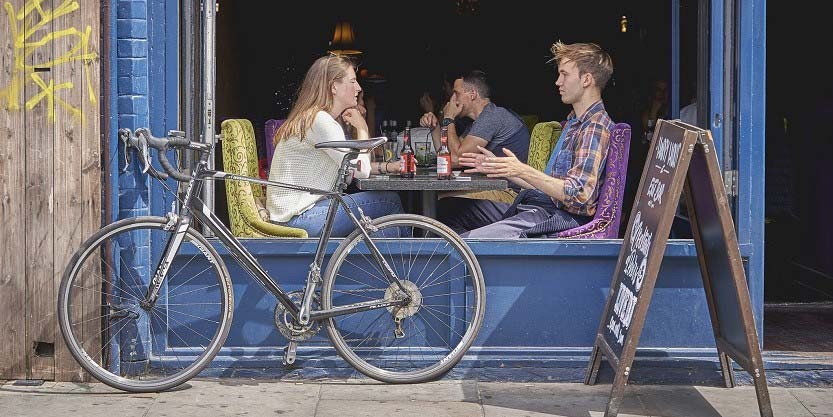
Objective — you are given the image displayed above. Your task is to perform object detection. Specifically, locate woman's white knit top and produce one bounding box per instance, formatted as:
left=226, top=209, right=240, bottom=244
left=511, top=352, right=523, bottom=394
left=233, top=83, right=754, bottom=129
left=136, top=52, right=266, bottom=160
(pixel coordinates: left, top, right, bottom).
left=267, top=111, right=370, bottom=222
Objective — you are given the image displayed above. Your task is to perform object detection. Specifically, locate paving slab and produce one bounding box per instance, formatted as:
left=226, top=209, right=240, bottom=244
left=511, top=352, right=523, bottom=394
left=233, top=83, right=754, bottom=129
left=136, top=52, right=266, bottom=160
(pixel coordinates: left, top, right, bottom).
left=316, top=399, right=483, bottom=417
left=2, top=378, right=831, bottom=417
left=0, top=382, right=153, bottom=417
left=787, top=388, right=833, bottom=417
left=144, top=379, right=320, bottom=417
left=479, top=382, right=647, bottom=417
left=692, top=386, right=813, bottom=417
left=318, top=379, right=478, bottom=402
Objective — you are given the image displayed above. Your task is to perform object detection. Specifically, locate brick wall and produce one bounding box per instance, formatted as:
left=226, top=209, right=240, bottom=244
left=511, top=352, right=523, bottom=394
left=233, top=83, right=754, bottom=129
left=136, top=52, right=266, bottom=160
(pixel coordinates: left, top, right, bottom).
left=116, top=0, right=150, bottom=219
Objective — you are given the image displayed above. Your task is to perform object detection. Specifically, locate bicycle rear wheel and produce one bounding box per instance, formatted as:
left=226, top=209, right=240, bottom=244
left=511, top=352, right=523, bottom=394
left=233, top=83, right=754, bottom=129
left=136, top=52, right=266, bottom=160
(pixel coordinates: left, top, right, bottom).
left=58, top=216, right=233, bottom=392
left=322, top=214, right=485, bottom=383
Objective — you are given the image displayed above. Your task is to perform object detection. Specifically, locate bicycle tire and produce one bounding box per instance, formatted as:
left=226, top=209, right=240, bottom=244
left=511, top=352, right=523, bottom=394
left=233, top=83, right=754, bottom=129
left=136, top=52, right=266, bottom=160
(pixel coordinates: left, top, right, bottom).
left=58, top=216, right=233, bottom=392
left=322, top=214, right=485, bottom=383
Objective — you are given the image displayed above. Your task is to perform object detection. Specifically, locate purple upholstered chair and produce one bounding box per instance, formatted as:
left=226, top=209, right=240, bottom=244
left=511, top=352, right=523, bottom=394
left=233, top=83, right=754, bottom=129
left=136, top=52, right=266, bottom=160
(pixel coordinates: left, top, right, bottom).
left=264, top=118, right=285, bottom=171
left=555, top=122, right=631, bottom=239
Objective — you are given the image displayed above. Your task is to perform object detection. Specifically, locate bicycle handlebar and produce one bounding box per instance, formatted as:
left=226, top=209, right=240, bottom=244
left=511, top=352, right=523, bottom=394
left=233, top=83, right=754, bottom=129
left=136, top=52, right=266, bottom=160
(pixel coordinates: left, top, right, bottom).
left=119, top=127, right=211, bottom=182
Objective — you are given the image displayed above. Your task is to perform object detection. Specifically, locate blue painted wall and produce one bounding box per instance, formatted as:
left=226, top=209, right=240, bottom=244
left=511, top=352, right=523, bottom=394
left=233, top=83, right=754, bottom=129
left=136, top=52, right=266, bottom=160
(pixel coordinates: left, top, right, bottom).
left=109, top=0, right=767, bottom=378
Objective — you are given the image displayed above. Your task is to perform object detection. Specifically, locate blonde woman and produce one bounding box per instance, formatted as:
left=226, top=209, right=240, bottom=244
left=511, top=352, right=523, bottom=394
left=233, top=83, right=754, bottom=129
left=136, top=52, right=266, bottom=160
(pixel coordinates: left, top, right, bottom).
left=267, top=55, right=403, bottom=237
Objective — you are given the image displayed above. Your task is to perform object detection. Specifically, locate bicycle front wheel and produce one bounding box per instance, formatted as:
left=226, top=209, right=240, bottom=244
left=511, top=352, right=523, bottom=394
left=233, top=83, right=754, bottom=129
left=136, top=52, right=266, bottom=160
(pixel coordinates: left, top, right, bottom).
left=58, top=216, right=233, bottom=392
left=322, top=214, right=485, bottom=383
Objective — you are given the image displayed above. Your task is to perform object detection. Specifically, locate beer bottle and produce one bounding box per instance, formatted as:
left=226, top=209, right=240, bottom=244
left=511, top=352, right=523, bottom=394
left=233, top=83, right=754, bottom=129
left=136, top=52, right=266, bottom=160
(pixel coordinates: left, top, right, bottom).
left=436, top=126, right=452, bottom=179
left=400, top=125, right=416, bottom=178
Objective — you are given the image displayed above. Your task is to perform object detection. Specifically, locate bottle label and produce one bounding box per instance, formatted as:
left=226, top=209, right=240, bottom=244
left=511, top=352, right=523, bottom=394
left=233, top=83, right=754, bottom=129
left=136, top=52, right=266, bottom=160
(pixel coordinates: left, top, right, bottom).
left=437, top=155, right=451, bottom=175
left=401, top=154, right=416, bottom=174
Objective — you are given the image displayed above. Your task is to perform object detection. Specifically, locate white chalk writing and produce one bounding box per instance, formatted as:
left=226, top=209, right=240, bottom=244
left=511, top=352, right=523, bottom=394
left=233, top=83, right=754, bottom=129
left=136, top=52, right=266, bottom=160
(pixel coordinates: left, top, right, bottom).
left=623, top=210, right=652, bottom=293
left=607, top=315, right=624, bottom=345
left=629, top=211, right=653, bottom=262
left=654, top=136, right=682, bottom=174
left=612, top=283, right=638, bottom=330
left=624, top=249, right=647, bottom=292
left=646, top=177, right=665, bottom=208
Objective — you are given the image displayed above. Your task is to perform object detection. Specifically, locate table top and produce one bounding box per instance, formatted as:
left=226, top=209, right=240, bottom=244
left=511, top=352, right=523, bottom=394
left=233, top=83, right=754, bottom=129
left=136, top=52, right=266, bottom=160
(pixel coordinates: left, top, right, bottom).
left=355, top=170, right=508, bottom=192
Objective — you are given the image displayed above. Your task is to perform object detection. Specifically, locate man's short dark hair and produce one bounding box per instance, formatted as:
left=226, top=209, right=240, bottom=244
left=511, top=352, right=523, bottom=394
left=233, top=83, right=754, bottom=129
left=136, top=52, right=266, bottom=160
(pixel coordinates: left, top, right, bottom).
left=461, top=70, right=490, bottom=98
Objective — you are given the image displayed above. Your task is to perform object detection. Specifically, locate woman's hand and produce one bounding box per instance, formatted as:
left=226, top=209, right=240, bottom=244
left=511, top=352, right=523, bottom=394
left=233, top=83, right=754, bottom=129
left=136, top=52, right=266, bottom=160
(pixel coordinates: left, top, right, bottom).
left=385, top=160, right=401, bottom=174
left=342, top=108, right=368, bottom=137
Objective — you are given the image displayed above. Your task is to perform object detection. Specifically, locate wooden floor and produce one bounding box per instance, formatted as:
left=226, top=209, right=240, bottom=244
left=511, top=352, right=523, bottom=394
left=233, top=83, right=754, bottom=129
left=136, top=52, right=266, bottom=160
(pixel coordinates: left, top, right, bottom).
left=764, top=302, right=833, bottom=352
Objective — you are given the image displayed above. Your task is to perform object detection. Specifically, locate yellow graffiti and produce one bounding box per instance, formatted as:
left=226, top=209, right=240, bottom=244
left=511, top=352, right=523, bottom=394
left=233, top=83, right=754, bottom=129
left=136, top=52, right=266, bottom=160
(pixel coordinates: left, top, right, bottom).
left=0, top=0, right=97, bottom=122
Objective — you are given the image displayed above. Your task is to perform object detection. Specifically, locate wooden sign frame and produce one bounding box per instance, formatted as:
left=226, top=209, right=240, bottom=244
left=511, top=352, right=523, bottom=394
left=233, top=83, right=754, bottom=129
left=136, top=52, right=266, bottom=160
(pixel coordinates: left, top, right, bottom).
left=585, top=120, right=772, bottom=417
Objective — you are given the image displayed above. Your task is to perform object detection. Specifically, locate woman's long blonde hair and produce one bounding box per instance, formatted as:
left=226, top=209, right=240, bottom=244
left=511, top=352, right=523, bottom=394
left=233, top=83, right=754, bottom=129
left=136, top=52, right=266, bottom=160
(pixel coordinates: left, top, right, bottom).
left=274, top=54, right=354, bottom=144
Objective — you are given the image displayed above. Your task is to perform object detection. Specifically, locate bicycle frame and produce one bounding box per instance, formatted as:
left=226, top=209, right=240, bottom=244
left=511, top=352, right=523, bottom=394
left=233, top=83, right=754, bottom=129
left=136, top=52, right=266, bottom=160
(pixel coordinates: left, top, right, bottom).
left=143, top=146, right=410, bottom=326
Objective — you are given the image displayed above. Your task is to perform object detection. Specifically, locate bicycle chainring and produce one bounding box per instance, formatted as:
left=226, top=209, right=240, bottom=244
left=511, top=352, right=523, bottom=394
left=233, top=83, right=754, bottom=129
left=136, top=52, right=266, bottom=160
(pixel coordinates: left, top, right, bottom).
left=274, top=291, right=320, bottom=342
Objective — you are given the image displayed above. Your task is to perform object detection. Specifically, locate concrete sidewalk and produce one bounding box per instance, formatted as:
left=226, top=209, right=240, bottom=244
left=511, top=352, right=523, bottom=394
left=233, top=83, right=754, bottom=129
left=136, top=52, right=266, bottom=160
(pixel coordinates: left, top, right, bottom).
left=1, top=378, right=831, bottom=417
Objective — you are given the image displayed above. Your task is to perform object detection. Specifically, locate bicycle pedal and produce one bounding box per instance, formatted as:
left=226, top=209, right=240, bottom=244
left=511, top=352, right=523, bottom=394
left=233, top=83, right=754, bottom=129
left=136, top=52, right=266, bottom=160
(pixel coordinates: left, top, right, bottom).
left=283, top=341, right=298, bottom=366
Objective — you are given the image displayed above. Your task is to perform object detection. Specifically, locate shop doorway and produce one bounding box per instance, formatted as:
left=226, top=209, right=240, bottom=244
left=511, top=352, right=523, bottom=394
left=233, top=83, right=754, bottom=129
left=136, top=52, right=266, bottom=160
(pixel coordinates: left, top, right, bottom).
left=762, top=1, right=833, bottom=358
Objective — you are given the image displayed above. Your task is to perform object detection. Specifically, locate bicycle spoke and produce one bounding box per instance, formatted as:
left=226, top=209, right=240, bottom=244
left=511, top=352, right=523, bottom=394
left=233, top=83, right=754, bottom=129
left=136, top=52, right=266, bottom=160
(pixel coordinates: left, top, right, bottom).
left=59, top=218, right=231, bottom=392
left=324, top=215, right=484, bottom=383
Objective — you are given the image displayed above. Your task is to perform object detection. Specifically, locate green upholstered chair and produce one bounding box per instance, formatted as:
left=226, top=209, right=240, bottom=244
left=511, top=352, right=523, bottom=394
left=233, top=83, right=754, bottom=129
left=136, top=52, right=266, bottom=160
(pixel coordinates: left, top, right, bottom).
left=527, top=121, right=562, bottom=172
left=519, top=114, right=539, bottom=136
left=220, top=119, right=308, bottom=238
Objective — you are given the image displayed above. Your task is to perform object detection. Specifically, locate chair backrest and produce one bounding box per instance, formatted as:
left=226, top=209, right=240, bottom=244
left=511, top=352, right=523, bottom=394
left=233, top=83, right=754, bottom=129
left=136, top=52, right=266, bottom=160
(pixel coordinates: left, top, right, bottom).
left=555, top=122, right=631, bottom=239
left=519, top=114, right=540, bottom=136
left=264, top=118, right=285, bottom=170
left=221, top=119, right=308, bottom=238
left=528, top=121, right=563, bottom=172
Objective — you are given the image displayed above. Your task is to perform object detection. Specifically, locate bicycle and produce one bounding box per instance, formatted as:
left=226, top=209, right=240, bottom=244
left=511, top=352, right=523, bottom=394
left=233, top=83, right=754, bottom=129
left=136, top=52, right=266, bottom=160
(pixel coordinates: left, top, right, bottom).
left=58, top=128, right=486, bottom=393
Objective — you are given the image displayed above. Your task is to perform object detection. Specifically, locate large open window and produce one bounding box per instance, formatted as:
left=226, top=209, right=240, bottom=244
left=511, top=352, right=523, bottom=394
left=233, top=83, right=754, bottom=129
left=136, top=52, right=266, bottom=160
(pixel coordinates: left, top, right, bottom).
left=211, top=0, right=700, bottom=235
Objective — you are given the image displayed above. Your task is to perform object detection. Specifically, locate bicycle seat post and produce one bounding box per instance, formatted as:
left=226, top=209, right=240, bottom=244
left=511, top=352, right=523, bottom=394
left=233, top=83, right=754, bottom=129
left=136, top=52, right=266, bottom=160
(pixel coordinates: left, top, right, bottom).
left=334, top=151, right=361, bottom=192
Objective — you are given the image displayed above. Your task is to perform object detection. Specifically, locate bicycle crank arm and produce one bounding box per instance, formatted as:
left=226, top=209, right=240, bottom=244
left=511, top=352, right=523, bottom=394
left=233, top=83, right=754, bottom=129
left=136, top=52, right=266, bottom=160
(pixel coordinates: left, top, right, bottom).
left=308, top=298, right=409, bottom=321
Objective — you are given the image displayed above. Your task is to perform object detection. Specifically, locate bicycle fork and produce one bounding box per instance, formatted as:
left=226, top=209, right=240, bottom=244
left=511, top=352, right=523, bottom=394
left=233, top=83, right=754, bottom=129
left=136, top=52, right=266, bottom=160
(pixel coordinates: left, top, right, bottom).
left=141, top=213, right=189, bottom=309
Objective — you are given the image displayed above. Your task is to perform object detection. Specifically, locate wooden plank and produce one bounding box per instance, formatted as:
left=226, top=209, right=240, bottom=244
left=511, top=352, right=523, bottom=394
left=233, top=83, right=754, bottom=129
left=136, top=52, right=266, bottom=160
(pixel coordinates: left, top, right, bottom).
left=0, top=0, right=27, bottom=380
left=24, top=0, right=57, bottom=380
left=51, top=0, right=87, bottom=382
left=76, top=0, right=101, bottom=383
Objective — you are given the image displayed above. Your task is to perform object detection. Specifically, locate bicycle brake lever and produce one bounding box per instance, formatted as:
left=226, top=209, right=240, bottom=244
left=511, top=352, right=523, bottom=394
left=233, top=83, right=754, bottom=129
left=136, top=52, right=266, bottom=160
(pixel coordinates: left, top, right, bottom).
left=118, top=128, right=132, bottom=174
left=135, top=130, right=152, bottom=174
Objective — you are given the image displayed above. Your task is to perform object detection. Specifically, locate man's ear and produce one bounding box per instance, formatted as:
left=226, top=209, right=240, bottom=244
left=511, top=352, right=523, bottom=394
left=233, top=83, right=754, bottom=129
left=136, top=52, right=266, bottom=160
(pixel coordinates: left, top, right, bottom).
left=582, top=73, right=594, bottom=88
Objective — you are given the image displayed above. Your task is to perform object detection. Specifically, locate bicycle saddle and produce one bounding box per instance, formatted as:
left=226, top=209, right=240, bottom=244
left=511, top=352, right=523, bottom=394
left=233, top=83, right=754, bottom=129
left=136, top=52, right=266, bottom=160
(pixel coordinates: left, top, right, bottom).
left=315, top=137, right=386, bottom=152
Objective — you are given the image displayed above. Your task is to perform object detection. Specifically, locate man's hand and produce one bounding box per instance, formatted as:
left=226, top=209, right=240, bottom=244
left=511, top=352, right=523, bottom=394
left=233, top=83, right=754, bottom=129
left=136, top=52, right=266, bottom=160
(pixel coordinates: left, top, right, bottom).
left=442, top=96, right=462, bottom=119
left=479, top=148, right=529, bottom=178
left=420, top=112, right=439, bottom=129
left=459, top=146, right=496, bottom=173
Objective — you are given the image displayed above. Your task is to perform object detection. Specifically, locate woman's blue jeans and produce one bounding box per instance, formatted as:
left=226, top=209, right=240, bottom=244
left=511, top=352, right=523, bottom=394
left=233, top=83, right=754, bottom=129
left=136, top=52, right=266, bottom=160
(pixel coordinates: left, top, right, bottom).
left=285, top=191, right=404, bottom=237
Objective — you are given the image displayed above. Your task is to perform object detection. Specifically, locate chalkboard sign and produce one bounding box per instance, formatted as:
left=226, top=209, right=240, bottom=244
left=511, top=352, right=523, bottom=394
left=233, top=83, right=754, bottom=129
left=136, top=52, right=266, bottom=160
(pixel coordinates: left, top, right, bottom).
left=585, top=120, right=772, bottom=417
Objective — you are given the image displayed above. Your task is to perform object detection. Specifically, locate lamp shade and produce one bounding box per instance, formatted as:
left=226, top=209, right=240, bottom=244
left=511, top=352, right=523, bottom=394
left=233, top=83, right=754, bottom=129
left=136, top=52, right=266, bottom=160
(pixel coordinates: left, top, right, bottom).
left=328, top=21, right=361, bottom=55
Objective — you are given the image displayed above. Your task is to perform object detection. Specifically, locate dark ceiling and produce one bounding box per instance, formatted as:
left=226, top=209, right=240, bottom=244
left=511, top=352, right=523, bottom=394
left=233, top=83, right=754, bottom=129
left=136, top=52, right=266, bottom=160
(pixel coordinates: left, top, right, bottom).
left=217, top=0, right=688, bottom=128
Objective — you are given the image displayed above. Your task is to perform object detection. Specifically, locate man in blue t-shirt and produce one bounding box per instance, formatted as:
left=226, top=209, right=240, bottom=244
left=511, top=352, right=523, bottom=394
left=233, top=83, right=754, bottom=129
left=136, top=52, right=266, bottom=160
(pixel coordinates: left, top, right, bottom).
left=419, top=70, right=531, bottom=233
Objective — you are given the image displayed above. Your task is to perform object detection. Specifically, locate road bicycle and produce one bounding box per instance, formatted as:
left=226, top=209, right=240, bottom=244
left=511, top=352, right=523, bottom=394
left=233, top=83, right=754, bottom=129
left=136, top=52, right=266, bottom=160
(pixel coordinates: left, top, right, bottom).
left=57, top=128, right=485, bottom=393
